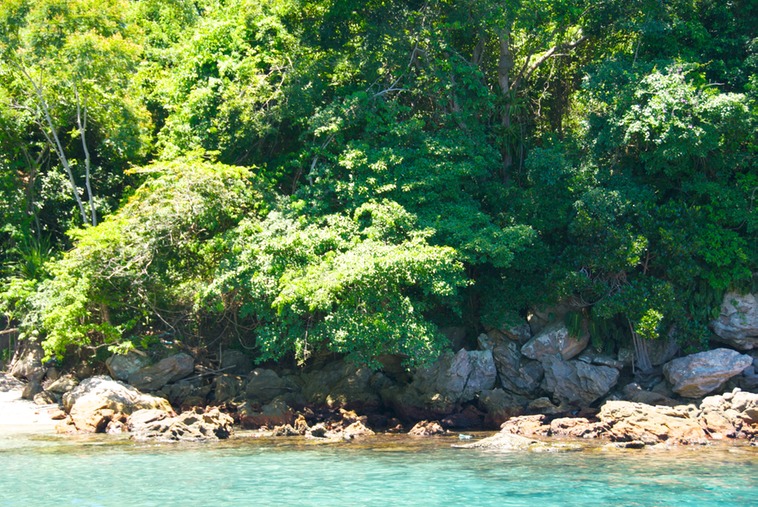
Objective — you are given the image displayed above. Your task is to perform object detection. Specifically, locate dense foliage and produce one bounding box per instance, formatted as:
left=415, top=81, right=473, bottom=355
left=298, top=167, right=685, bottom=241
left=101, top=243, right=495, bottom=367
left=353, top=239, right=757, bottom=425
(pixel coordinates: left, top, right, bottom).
left=1, top=0, right=755, bottom=367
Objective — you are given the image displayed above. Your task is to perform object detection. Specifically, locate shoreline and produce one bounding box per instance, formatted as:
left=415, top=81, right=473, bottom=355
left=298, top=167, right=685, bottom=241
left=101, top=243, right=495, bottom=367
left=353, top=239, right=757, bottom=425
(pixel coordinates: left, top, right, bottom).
left=0, top=378, right=59, bottom=437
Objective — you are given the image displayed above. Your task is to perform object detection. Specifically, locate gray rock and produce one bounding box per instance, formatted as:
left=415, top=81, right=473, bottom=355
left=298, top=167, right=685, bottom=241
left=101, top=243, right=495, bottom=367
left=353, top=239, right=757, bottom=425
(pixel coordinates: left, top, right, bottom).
left=521, top=323, right=589, bottom=362
left=106, top=352, right=149, bottom=382
left=710, top=292, right=758, bottom=350
left=21, top=379, right=43, bottom=400
left=128, top=407, right=233, bottom=441
left=214, top=374, right=241, bottom=403
left=382, top=349, right=497, bottom=420
left=159, top=379, right=211, bottom=407
left=33, top=391, right=56, bottom=405
left=490, top=338, right=544, bottom=395
left=478, top=388, right=528, bottom=426
left=63, top=376, right=173, bottom=432
left=663, top=348, right=753, bottom=398
left=541, top=355, right=619, bottom=407
left=300, top=359, right=381, bottom=410
left=246, top=368, right=297, bottom=404
left=220, top=350, right=253, bottom=375
left=45, top=374, right=79, bottom=395
left=10, top=339, right=45, bottom=382
left=127, top=353, right=195, bottom=391
left=647, top=334, right=680, bottom=366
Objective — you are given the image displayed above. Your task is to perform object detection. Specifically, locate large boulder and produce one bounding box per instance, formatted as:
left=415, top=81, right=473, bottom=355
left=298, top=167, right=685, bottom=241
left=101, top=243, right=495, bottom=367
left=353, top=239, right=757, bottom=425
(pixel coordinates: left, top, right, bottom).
left=299, top=359, right=387, bottom=411
left=246, top=368, right=298, bottom=404
left=62, top=376, right=173, bottom=432
left=710, top=292, right=758, bottom=350
left=127, top=353, right=195, bottom=391
left=128, top=407, right=233, bottom=441
left=478, top=388, right=528, bottom=427
left=541, top=354, right=619, bottom=407
left=521, top=323, right=589, bottom=362
left=106, top=352, right=149, bottom=382
left=239, top=398, right=295, bottom=429
left=10, top=339, right=45, bottom=382
left=663, top=348, right=753, bottom=398
left=220, top=350, right=253, bottom=375
left=382, top=349, right=497, bottom=420
left=697, top=388, right=758, bottom=439
left=488, top=337, right=544, bottom=396
left=598, top=400, right=709, bottom=445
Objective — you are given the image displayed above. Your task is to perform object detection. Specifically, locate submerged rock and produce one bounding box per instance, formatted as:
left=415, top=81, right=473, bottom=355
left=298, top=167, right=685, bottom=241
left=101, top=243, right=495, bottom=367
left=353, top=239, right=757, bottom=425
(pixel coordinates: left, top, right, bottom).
left=662, top=348, right=752, bottom=398
left=454, top=431, right=548, bottom=451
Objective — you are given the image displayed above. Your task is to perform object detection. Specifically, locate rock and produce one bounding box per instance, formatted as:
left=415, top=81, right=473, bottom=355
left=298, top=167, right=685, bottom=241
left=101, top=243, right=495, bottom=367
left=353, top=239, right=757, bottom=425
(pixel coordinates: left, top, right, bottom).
left=521, top=323, right=589, bottom=362
left=239, top=398, right=294, bottom=429
left=128, top=407, right=233, bottom=441
left=343, top=421, right=375, bottom=439
left=300, top=359, right=382, bottom=411
left=455, top=431, right=545, bottom=451
left=10, top=339, right=45, bottom=382
left=33, top=391, right=56, bottom=405
left=308, top=423, right=329, bottom=438
left=159, top=379, right=211, bottom=408
left=526, top=397, right=567, bottom=415
left=106, top=352, right=149, bottom=382
left=499, top=414, right=550, bottom=437
left=214, top=374, right=241, bottom=403
left=490, top=338, right=544, bottom=396
left=63, top=376, right=173, bottom=432
left=408, top=420, right=445, bottom=436
left=382, top=349, right=497, bottom=420
left=220, top=350, right=253, bottom=375
left=541, top=355, right=619, bottom=407
left=128, top=353, right=195, bottom=391
left=598, top=400, right=708, bottom=445
left=246, top=368, right=297, bottom=404
left=698, top=389, right=758, bottom=439
left=646, top=334, right=680, bottom=366
left=621, top=383, right=678, bottom=406
left=663, top=348, right=753, bottom=398
left=576, top=350, right=624, bottom=370
left=45, top=375, right=79, bottom=395
left=441, top=405, right=484, bottom=429
left=21, top=379, right=43, bottom=400
left=549, top=417, right=603, bottom=439
left=710, top=292, right=758, bottom=350
left=478, top=388, right=528, bottom=427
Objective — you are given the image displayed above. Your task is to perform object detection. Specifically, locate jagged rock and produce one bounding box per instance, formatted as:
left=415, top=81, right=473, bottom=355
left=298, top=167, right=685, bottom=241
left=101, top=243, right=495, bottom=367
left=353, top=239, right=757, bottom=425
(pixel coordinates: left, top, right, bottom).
left=63, top=376, right=173, bottom=432
left=478, top=388, right=528, bottom=427
left=220, top=350, right=253, bottom=375
left=128, top=407, right=233, bottom=441
left=308, top=423, right=329, bottom=438
left=499, top=414, right=550, bottom=437
left=663, top=348, right=753, bottom=398
left=245, top=368, right=298, bottom=404
left=408, top=420, right=445, bottom=436
left=106, top=352, right=149, bottom=382
left=541, top=355, right=619, bottom=407
left=646, top=334, right=680, bottom=366
left=489, top=337, right=544, bottom=396
left=239, top=398, right=294, bottom=429
left=343, top=421, right=375, bottom=439
left=710, top=292, right=758, bottom=350
left=549, top=417, right=603, bottom=439
left=576, top=350, right=624, bottom=370
left=214, top=374, right=242, bottom=403
left=127, top=353, right=195, bottom=391
left=698, top=389, right=758, bottom=439
left=598, top=400, right=708, bottom=445
left=521, top=323, right=589, bottom=362
left=382, top=349, right=496, bottom=420
left=10, top=339, right=45, bottom=382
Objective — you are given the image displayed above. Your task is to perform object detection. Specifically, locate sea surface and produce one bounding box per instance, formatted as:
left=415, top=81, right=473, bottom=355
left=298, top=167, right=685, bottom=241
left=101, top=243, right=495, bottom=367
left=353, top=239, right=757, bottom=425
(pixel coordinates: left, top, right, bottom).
left=1, top=432, right=755, bottom=507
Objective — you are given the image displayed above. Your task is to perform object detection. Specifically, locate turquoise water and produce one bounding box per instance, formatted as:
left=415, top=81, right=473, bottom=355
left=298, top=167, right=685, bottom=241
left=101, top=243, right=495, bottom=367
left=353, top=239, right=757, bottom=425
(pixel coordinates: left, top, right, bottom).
left=0, top=433, right=755, bottom=507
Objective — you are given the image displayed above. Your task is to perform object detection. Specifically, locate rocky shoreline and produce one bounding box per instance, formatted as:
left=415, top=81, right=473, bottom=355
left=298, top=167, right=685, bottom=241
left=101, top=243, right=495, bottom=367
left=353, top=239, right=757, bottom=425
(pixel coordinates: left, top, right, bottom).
left=2, top=291, right=756, bottom=447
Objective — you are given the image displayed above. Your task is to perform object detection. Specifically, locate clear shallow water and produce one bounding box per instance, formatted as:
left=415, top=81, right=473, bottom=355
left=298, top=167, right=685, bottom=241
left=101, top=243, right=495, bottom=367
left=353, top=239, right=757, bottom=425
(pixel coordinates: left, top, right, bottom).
left=0, top=433, right=755, bottom=507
